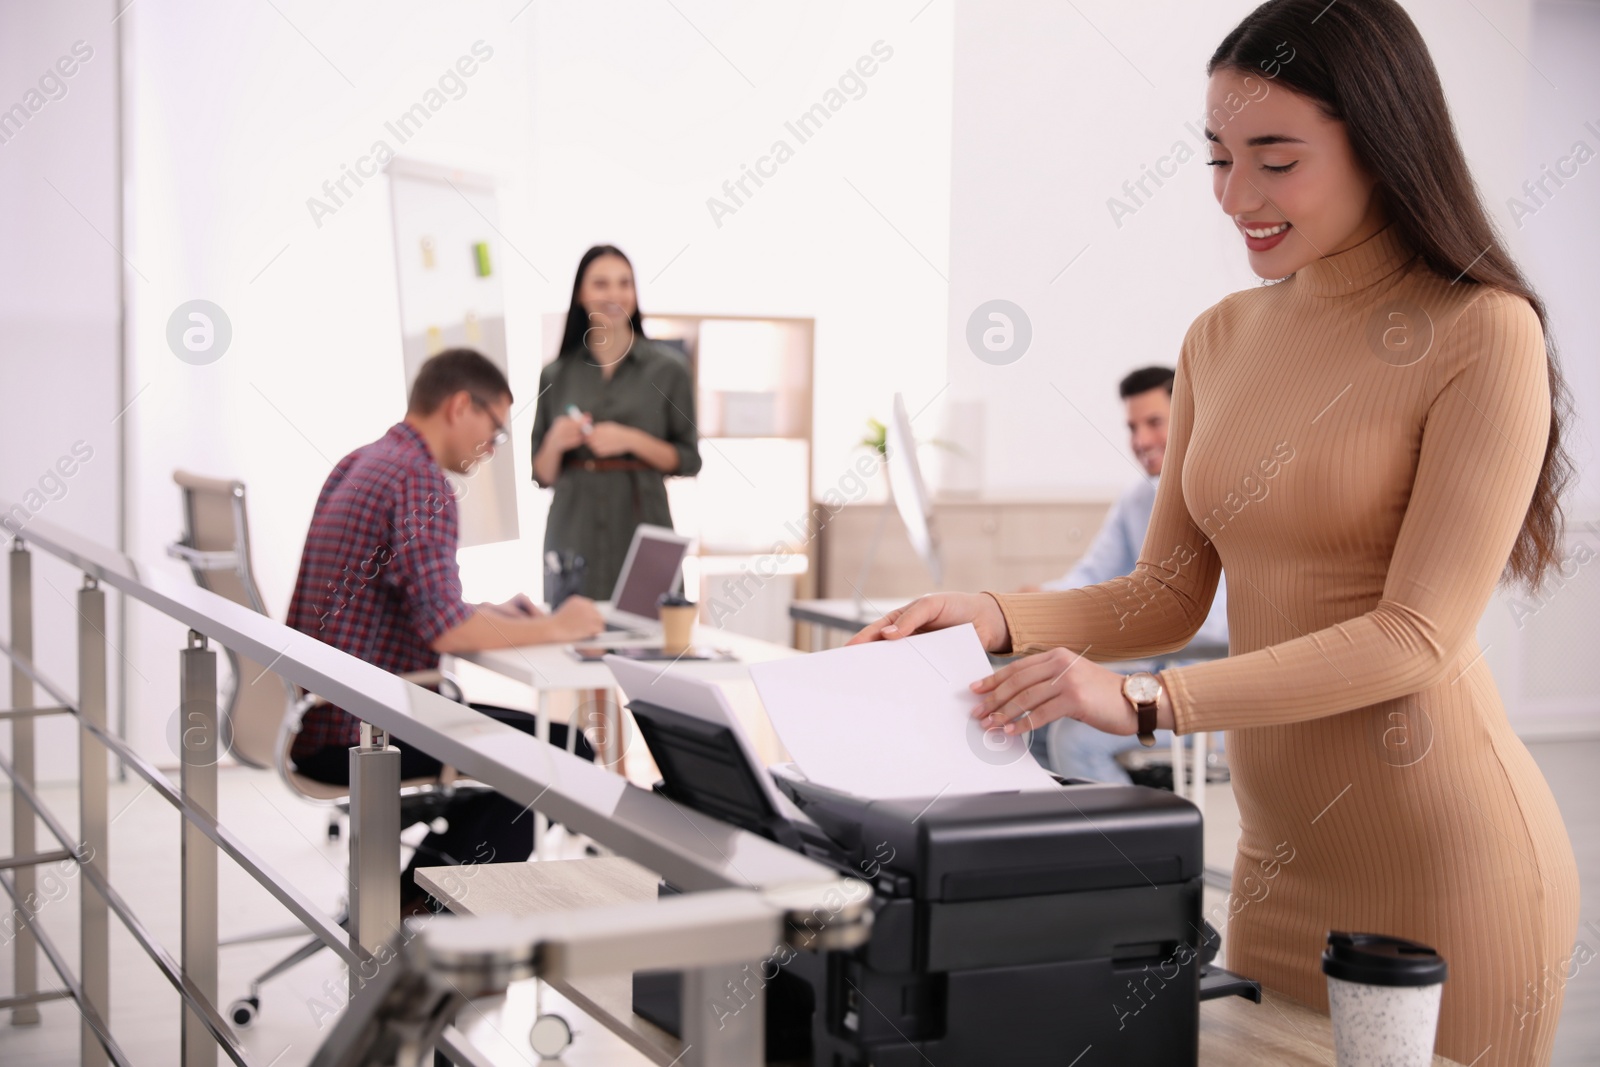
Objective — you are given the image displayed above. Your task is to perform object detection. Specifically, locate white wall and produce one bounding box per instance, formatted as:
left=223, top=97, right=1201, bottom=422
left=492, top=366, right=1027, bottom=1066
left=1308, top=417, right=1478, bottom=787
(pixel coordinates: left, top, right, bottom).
left=475, top=0, right=953, bottom=595
left=0, top=0, right=123, bottom=780
left=947, top=0, right=1262, bottom=500
left=116, top=1, right=545, bottom=768
left=1524, top=0, right=1600, bottom=515
left=944, top=0, right=1577, bottom=499
left=114, top=1, right=952, bottom=768
left=1476, top=0, right=1600, bottom=737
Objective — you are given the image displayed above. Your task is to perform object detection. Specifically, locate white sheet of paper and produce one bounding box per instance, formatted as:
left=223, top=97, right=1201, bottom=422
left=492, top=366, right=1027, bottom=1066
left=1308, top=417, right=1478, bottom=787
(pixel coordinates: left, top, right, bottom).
left=604, top=654, right=814, bottom=825
left=747, top=624, right=1060, bottom=801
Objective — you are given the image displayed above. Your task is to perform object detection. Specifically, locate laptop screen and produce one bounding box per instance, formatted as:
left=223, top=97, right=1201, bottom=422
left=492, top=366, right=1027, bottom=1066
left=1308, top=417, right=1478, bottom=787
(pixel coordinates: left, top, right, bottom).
left=614, top=533, right=688, bottom=620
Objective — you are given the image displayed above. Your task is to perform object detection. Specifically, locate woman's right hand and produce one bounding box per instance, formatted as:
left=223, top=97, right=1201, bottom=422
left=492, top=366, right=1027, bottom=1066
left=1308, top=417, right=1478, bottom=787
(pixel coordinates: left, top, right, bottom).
left=846, top=592, right=1012, bottom=652
left=552, top=595, right=604, bottom=640
left=546, top=413, right=590, bottom=453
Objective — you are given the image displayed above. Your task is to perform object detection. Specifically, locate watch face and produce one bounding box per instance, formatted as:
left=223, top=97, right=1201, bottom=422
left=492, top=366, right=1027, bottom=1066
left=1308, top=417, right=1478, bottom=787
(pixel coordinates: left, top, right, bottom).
left=1125, top=673, right=1161, bottom=704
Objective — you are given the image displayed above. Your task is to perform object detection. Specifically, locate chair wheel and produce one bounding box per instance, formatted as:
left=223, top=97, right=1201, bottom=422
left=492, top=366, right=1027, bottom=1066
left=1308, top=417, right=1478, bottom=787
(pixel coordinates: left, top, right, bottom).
left=529, top=1013, right=572, bottom=1058
left=229, top=996, right=259, bottom=1029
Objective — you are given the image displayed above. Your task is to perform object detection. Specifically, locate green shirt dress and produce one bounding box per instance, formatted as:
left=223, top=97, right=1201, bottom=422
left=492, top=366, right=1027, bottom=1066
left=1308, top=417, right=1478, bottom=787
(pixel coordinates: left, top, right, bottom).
left=530, top=339, right=702, bottom=600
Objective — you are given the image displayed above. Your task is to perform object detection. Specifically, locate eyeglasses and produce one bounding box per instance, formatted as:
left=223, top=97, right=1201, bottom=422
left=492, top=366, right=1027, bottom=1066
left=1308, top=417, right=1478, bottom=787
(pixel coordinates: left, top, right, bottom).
left=469, top=395, right=510, bottom=447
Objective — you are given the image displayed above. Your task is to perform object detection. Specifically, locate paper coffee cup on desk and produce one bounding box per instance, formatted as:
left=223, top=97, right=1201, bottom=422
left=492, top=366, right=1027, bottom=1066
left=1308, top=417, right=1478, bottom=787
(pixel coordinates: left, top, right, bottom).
left=658, top=594, right=696, bottom=655
left=1322, top=930, right=1447, bottom=1066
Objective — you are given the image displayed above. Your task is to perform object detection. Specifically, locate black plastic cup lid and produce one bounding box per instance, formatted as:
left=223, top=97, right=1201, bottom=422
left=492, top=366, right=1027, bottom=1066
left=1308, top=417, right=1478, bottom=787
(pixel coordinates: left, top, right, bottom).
left=1322, top=931, right=1447, bottom=987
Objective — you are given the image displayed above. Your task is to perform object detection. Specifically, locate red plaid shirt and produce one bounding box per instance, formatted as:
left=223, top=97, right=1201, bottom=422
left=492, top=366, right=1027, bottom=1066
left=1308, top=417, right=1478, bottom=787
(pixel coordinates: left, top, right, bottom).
left=286, top=421, right=474, bottom=760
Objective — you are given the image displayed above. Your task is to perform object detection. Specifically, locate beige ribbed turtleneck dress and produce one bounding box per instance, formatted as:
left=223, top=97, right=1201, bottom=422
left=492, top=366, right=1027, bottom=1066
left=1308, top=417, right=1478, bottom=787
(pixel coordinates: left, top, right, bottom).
left=990, top=223, right=1580, bottom=1066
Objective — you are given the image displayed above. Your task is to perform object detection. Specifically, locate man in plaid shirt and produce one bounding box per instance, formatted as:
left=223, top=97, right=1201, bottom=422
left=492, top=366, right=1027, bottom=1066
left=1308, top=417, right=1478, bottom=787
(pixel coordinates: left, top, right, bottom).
left=286, top=349, right=602, bottom=907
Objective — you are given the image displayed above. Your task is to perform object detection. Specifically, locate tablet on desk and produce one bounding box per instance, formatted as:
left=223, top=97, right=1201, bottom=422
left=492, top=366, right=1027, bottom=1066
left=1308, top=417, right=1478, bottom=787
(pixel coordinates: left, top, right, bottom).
left=567, top=644, right=737, bottom=663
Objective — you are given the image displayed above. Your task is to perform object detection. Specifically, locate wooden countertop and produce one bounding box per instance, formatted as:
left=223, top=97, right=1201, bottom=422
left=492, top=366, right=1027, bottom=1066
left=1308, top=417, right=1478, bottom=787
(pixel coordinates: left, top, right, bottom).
left=416, top=858, right=1462, bottom=1066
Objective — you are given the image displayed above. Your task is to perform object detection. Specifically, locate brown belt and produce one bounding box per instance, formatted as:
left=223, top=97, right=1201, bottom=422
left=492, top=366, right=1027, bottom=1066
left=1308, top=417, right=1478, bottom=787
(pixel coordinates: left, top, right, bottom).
left=562, top=456, right=653, bottom=473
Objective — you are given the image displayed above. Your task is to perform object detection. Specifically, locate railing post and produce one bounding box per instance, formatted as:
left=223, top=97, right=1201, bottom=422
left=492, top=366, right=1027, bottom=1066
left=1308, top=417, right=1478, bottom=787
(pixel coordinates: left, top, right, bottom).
left=533, top=690, right=550, bottom=859
left=179, top=631, right=218, bottom=1067
left=78, top=575, right=109, bottom=1067
left=682, top=961, right=765, bottom=1066
left=8, top=542, right=39, bottom=1026
left=1171, top=729, right=1186, bottom=799
left=348, top=724, right=400, bottom=997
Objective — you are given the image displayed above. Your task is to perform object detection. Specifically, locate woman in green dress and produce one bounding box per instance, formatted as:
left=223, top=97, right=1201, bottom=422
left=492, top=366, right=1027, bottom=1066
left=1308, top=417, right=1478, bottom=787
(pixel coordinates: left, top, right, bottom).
left=531, top=245, right=701, bottom=600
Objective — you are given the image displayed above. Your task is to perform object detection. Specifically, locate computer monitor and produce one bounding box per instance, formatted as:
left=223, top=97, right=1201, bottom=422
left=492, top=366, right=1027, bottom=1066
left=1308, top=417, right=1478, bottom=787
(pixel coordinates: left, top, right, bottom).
left=610, top=524, right=691, bottom=626
left=887, top=392, right=942, bottom=586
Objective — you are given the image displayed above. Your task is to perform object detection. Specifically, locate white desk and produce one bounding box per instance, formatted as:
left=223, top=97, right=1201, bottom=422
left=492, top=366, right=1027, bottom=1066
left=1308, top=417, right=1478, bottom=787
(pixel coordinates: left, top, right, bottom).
left=453, top=621, right=802, bottom=854
left=789, top=596, right=915, bottom=651
left=459, top=623, right=801, bottom=692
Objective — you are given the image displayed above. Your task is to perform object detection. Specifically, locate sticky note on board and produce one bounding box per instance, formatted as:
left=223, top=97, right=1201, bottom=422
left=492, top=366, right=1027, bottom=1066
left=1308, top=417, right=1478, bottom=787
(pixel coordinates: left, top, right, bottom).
left=472, top=241, right=492, bottom=277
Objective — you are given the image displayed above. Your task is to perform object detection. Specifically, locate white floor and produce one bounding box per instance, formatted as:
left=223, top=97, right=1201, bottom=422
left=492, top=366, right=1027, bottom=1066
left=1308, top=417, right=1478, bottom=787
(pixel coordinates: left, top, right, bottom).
left=0, top=768, right=651, bottom=1066
left=0, top=738, right=1595, bottom=1065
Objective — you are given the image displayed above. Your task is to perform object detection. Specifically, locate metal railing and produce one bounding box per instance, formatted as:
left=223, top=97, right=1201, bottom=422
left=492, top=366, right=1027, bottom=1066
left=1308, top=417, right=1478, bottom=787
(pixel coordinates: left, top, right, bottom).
left=1, top=515, right=864, bottom=1066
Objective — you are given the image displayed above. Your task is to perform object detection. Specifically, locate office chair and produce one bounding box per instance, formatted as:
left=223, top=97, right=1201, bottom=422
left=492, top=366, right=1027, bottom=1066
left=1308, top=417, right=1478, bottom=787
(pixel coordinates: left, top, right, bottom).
left=168, top=470, right=481, bottom=1029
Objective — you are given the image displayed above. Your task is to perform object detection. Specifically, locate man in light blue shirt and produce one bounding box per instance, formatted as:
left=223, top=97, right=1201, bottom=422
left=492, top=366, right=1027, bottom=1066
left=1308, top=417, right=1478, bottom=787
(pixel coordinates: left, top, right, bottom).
left=1023, top=366, right=1228, bottom=782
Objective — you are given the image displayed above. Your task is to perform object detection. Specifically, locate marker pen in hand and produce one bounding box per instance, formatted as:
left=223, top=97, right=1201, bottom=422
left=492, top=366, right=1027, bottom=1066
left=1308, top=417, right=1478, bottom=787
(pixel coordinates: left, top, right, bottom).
left=566, top=404, right=592, bottom=435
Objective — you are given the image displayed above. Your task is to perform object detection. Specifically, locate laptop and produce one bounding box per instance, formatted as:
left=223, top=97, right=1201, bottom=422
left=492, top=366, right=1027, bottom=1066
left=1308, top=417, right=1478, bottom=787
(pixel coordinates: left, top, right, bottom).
left=599, top=523, right=692, bottom=634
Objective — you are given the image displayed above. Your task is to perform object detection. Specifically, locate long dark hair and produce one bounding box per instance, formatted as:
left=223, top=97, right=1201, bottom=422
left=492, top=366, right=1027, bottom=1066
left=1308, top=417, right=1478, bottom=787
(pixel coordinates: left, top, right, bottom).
left=1211, top=0, right=1575, bottom=592
left=559, top=245, right=648, bottom=358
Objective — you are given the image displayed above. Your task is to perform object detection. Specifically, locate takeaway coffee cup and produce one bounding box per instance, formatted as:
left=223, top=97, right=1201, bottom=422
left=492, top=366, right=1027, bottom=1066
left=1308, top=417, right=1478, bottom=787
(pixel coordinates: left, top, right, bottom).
left=1322, top=931, right=1448, bottom=1066
left=657, top=593, right=696, bottom=655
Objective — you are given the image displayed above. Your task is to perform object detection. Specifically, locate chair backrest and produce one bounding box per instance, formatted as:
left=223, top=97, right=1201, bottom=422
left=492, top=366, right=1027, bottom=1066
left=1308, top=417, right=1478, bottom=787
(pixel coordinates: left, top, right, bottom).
left=170, top=470, right=294, bottom=770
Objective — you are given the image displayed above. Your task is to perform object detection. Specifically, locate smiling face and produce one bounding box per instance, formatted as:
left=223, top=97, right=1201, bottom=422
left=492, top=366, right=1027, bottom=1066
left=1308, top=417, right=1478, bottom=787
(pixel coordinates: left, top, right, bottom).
left=1205, top=67, right=1388, bottom=279
left=578, top=253, right=637, bottom=364
left=1125, top=388, right=1171, bottom=477
left=579, top=253, right=636, bottom=324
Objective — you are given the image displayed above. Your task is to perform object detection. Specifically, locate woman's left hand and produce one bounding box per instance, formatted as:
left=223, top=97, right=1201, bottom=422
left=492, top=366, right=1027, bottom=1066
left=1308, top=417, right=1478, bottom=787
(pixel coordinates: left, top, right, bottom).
left=969, top=647, right=1137, bottom=737
left=585, top=422, right=638, bottom=457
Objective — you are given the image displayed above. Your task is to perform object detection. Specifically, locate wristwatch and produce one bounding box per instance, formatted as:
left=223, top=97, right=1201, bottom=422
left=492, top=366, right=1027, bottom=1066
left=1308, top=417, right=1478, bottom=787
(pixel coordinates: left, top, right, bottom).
left=1122, top=672, right=1162, bottom=748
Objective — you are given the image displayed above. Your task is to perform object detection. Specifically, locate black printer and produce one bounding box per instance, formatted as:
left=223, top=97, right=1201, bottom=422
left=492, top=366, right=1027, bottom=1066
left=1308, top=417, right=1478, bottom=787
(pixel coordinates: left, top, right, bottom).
left=625, top=696, right=1256, bottom=1066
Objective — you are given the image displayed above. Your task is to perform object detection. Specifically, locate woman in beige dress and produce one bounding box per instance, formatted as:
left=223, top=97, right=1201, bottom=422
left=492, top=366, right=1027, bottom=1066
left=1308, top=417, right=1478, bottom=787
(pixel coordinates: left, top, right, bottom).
left=852, top=2, right=1581, bottom=1062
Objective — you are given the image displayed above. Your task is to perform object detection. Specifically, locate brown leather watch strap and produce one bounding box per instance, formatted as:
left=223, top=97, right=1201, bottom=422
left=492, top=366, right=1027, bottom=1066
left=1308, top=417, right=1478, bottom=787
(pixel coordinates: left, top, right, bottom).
left=1137, top=701, right=1158, bottom=747
left=1122, top=672, right=1161, bottom=747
